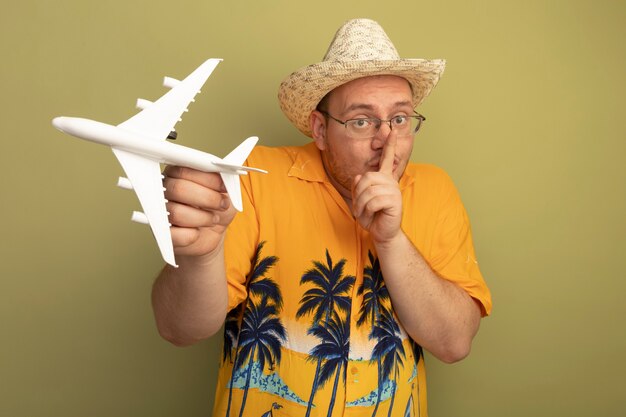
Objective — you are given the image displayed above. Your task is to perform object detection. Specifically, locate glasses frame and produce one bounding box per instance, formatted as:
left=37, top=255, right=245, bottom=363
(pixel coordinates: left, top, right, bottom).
left=318, top=110, right=426, bottom=140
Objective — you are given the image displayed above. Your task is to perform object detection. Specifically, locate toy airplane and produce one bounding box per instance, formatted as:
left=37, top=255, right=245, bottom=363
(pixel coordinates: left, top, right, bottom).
left=52, top=58, right=266, bottom=267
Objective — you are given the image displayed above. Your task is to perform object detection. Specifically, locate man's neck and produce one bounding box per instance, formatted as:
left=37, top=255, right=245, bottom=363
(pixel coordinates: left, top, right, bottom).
left=320, top=158, right=355, bottom=213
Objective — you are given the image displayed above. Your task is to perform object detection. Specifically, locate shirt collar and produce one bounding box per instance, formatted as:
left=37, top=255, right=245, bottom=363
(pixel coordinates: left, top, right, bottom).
left=287, top=142, right=328, bottom=183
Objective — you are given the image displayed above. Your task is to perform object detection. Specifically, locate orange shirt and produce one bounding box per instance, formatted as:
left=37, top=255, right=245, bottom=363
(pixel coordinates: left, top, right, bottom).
left=214, top=143, right=492, bottom=417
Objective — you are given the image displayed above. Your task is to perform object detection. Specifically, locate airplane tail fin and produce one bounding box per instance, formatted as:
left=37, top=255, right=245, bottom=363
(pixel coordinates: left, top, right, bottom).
left=223, top=136, right=259, bottom=166
left=219, top=136, right=261, bottom=212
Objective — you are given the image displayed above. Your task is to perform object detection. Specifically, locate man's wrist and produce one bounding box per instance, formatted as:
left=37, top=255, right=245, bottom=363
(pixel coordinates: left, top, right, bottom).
left=372, top=228, right=407, bottom=251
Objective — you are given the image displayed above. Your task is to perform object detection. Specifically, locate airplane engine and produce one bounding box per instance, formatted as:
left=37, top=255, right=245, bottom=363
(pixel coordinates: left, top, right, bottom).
left=163, top=76, right=180, bottom=89
left=135, top=98, right=153, bottom=110
left=131, top=211, right=149, bottom=225
left=117, top=177, right=133, bottom=190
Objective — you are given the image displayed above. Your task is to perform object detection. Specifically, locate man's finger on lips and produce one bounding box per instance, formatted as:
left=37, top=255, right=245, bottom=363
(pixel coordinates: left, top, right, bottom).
left=164, top=177, right=230, bottom=211
left=378, top=134, right=397, bottom=175
left=167, top=201, right=220, bottom=228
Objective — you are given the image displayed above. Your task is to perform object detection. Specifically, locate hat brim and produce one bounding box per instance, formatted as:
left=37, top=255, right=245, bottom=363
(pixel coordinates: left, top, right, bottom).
left=278, top=58, right=446, bottom=137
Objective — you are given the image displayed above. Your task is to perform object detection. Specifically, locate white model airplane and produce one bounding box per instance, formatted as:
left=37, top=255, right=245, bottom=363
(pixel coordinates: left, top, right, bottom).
left=52, top=58, right=266, bottom=267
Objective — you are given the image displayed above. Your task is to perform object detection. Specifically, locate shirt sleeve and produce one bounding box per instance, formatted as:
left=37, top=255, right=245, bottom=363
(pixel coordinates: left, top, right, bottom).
left=223, top=169, right=260, bottom=311
left=428, top=171, right=492, bottom=316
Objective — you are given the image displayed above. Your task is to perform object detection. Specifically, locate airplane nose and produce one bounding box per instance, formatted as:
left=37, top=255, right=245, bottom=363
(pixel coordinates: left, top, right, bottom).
left=52, top=116, right=67, bottom=132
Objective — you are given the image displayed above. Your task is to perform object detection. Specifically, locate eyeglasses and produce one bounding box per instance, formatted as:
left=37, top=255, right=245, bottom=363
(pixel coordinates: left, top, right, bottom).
left=319, top=111, right=426, bottom=140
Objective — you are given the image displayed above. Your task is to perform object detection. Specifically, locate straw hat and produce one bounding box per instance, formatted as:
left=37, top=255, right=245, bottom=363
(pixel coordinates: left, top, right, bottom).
left=278, top=18, right=446, bottom=138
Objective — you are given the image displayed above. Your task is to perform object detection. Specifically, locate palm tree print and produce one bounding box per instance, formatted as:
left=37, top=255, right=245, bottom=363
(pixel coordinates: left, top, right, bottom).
left=357, top=250, right=392, bottom=416
left=297, top=250, right=354, bottom=323
left=296, top=249, right=355, bottom=417
left=247, top=241, right=282, bottom=309
left=404, top=393, right=414, bottom=417
left=223, top=305, right=243, bottom=364
left=235, top=298, right=286, bottom=417
left=357, top=251, right=391, bottom=328
left=260, top=402, right=283, bottom=417
left=371, top=308, right=406, bottom=417
left=223, top=241, right=280, bottom=364
left=308, top=314, right=350, bottom=417
left=358, top=251, right=419, bottom=416
left=223, top=241, right=283, bottom=417
left=409, top=340, right=423, bottom=417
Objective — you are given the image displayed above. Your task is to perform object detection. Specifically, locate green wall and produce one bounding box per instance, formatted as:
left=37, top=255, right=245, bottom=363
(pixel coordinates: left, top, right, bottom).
left=1, top=1, right=624, bottom=416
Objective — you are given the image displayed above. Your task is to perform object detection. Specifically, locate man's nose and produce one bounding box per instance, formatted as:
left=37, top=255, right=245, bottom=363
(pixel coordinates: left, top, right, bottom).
left=372, top=121, right=394, bottom=146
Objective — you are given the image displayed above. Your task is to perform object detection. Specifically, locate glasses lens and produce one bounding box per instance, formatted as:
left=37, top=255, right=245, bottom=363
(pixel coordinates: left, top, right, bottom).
left=346, top=119, right=378, bottom=139
left=345, top=115, right=424, bottom=139
left=410, top=116, right=423, bottom=134
left=392, top=116, right=422, bottom=137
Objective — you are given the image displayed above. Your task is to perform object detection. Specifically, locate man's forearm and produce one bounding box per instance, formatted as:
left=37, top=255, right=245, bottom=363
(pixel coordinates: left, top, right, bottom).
left=151, top=244, right=229, bottom=346
left=375, top=231, right=481, bottom=363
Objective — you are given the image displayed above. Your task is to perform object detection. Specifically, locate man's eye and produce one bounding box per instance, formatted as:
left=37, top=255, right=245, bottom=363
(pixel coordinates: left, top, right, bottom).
left=392, top=116, right=408, bottom=125
left=351, top=119, right=372, bottom=129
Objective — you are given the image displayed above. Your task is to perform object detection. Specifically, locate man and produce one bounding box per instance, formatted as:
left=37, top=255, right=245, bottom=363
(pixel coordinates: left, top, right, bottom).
left=152, top=18, right=492, bottom=417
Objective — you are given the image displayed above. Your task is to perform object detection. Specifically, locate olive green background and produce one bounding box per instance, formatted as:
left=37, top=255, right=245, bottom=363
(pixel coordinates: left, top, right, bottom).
left=1, top=1, right=624, bottom=416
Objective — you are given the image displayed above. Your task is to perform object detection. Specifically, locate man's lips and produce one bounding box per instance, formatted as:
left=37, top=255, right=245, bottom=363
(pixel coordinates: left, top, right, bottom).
left=368, top=158, right=398, bottom=171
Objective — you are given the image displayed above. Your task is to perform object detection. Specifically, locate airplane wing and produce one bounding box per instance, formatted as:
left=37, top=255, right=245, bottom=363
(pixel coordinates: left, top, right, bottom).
left=111, top=147, right=177, bottom=267
left=116, top=58, right=221, bottom=140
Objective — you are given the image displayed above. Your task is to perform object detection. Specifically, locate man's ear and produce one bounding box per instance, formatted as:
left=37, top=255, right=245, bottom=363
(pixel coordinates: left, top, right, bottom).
left=310, top=111, right=327, bottom=151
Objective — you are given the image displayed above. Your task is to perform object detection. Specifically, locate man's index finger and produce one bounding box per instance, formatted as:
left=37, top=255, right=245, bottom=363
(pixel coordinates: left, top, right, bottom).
left=379, top=135, right=397, bottom=174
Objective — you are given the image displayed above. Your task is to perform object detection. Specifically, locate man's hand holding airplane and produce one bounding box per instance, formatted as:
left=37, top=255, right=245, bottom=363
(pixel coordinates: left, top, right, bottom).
left=163, top=166, right=237, bottom=259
